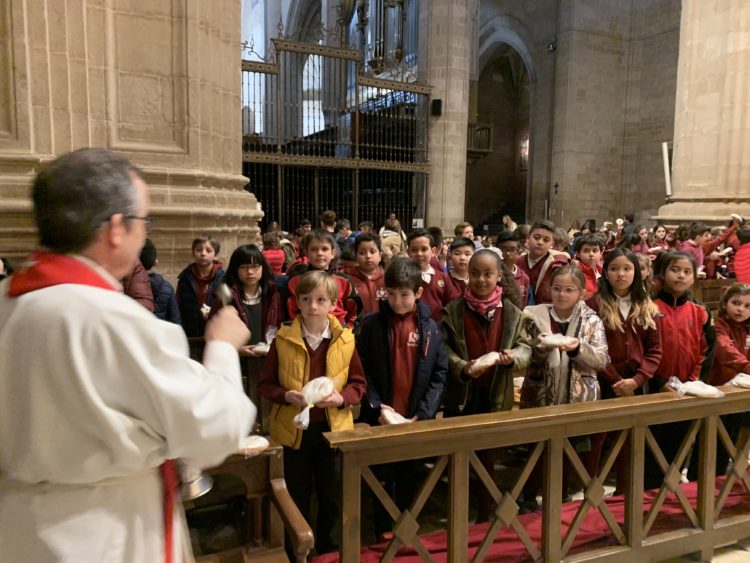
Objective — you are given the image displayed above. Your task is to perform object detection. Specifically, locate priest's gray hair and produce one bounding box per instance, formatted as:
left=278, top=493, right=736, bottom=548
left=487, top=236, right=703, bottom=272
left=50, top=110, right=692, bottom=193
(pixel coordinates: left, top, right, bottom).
left=32, top=148, right=142, bottom=253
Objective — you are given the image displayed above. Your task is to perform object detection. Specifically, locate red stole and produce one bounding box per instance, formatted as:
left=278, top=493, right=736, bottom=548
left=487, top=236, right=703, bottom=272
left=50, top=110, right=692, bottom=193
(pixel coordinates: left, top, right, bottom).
left=7, top=250, right=178, bottom=563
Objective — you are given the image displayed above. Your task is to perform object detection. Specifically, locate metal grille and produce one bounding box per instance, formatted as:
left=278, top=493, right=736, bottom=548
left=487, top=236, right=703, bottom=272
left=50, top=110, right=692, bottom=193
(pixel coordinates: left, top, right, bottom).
left=242, top=39, right=429, bottom=232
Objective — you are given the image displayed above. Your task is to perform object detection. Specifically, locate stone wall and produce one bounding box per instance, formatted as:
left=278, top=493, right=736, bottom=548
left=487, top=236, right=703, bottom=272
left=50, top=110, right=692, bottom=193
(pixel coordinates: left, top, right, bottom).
left=471, top=0, right=680, bottom=228
left=464, top=52, right=530, bottom=226
left=0, top=0, right=261, bottom=282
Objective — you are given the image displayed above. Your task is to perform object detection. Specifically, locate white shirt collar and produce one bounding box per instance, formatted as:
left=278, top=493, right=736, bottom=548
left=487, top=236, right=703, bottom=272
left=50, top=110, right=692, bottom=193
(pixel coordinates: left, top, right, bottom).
left=616, top=293, right=632, bottom=319
left=301, top=318, right=331, bottom=351
left=72, top=255, right=122, bottom=291
left=242, top=286, right=262, bottom=305
left=421, top=265, right=436, bottom=284
left=450, top=271, right=468, bottom=282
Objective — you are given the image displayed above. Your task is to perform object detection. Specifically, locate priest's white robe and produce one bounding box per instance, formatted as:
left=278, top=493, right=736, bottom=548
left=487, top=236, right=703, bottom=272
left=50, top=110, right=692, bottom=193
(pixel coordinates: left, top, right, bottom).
left=0, top=280, right=256, bottom=562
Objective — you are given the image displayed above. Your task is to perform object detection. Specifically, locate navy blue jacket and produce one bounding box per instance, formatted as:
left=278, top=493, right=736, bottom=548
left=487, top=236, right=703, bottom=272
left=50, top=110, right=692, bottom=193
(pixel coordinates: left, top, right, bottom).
left=176, top=264, right=225, bottom=337
left=357, top=299, right=448, bottom=424
left=148, top=272, right=181, bottom=325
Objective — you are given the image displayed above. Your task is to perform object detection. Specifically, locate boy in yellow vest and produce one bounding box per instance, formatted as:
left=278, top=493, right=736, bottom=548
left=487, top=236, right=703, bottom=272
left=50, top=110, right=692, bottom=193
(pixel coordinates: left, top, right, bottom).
left=259, top=270, right=366, bottom=554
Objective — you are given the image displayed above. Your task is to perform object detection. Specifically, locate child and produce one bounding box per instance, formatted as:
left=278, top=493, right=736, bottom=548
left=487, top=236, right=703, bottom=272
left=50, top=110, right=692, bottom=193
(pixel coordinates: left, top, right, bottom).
left=516, top=220, right=570, bottom=305
left=427, top=226, right=449, bottom=270
left=447, top=237, right=474, bottom=294
left=586, top=248, right=662, bottom=486
left=286, top=230, right=363, bottom=328
left=380, top=217, right=406, bottom=260
left=709, top=283, right=750, bottom=386
left=407, top=229, right=461, bottom=321
left=679, top=222, right=711, bottom=274
left=636, top=252, right=653, bottom=295
left=650, top=224, right=669, bottom=256
left=521, top=267, right=609, bottom=409
left=645, top=251, right=712, bottom=489
left=553, top=227, right=569, bottom=255
left=357, top=258, right=448, bottom=533
left=217, top=244, right=285, bottom=355
left=348, top=233, right=386, bottom=315
left=442, top=249, right=532, bottom=521
left=520, top=267, right=608, bottom=505
left=709, top=283, right=750, bottom=475
left=574, top=234, right=603, bottom=299
left=261, top=231, right=286, bottom=277
left=650, top=251, right=710, bottom=391
left=176, top=235, right=224, bottom=337
left=258, top=270, right=366, bottom=555
left=496, top=230, right=530, bottom=307
left=633, top=226, right=651, bottom=255
left=139, top=238, right=180, bottom=324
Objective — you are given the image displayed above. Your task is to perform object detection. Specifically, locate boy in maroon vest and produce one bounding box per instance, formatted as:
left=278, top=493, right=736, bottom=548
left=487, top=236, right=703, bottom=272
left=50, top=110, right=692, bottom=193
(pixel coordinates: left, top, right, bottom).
left=516, top=220, right=569, bottom=304
left=406, top=229, right=460, bottom=321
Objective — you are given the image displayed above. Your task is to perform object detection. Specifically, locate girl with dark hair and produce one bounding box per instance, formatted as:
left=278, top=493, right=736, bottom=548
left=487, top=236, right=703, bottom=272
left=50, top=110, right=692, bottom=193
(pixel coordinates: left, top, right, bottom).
left=593, top=248, right=661, bottom=398
left=709, top=283, right=750, bottom=475
left=584, top=248, right=662, bottom=487
left=442, top=248, right=531, bottom=521
left=644, top=250, right=711, bottom=489
left=710, top=283, right=750, bottom=386
left=215, top=244, right=285, bottom=356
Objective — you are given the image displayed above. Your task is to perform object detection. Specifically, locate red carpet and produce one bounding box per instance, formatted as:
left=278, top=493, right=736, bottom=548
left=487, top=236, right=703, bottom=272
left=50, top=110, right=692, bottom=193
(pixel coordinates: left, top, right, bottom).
left=314, top=476, right=750, bottom=562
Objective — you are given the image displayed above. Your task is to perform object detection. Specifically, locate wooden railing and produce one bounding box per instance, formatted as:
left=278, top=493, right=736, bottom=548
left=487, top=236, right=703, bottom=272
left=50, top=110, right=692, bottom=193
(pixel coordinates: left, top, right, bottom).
left=326, top=387, right=750, bottom=562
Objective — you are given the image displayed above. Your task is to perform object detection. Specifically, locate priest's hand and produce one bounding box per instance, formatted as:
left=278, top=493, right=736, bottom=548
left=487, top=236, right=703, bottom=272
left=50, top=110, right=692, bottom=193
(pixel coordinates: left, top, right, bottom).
left=204, top=306, right=250, bottom=349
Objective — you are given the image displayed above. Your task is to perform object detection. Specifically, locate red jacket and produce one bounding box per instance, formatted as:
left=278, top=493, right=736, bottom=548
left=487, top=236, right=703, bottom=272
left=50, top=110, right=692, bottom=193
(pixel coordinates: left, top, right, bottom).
left=347, top=267, right=386, bottom=316
left=586, top=297, right=662, bottom=396
left=262, top=248, right=286, bottom=277
left=735, top=244, right=750, bottom=284
left=651, top=292, right=709, bottom=391
left=576, top=261, right=601, bottom=299
left=710, top=315, right=750, bottom=386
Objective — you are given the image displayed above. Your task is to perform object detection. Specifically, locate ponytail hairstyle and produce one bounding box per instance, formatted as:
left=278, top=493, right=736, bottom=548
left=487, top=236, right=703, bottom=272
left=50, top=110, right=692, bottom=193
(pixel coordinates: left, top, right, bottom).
left=718, top=283, right=750, bottom=320
left=596, top=248, right=659, bottom=332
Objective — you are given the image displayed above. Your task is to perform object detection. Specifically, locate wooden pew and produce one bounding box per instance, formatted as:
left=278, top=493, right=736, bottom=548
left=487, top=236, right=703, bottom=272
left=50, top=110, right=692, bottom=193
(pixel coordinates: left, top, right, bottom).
left=186, top=442, right=314, bottom=563
left=692, top=278, right=735, bottom=314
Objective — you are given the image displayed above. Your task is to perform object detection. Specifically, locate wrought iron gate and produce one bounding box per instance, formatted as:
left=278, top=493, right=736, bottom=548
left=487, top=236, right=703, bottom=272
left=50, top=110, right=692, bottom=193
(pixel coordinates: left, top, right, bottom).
left=241, top=39, right=430, bottom=232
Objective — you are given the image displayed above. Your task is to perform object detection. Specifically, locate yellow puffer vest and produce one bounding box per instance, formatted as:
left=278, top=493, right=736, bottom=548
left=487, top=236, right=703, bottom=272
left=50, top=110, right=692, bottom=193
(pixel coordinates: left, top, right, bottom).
left=269, top=316, right=356, bottom=449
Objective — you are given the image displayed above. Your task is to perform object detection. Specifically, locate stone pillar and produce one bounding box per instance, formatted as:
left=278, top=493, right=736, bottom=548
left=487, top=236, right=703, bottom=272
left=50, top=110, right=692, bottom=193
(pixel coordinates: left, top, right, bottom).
left=656, top=0, right=750, bottom=223
left=0, top=0, right=261, bottom=282
left=424, top=0, right=473, bottom=231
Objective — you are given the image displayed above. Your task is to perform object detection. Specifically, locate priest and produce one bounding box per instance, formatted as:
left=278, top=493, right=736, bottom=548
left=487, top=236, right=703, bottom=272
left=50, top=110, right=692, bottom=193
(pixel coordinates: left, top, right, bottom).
left=0, top=148, right=256, bottom=562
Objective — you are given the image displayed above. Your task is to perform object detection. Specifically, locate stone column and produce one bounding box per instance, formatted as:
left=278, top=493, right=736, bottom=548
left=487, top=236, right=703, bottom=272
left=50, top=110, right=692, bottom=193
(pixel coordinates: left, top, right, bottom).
left=423, top=0, right=473, bottom=231
left=656, top=0, right=750, bottom=223
left=0, top=0, right=261, bottom=282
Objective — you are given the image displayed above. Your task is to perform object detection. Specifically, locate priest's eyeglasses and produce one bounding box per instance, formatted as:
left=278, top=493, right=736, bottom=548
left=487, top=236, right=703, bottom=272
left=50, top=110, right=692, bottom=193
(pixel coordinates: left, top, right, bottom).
left=124, top=215, right=155, bottom=233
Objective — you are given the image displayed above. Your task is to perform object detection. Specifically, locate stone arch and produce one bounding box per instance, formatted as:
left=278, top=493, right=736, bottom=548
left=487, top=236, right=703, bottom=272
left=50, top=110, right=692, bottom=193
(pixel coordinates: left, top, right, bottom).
left=478, top=15, right=537, bottom=83
left=286, top=0, right=323, bottom=43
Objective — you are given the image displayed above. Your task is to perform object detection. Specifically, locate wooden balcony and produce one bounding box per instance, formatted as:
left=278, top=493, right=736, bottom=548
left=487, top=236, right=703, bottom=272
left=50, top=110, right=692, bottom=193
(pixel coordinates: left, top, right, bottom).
left=467, top=124, right=492, bottom=164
